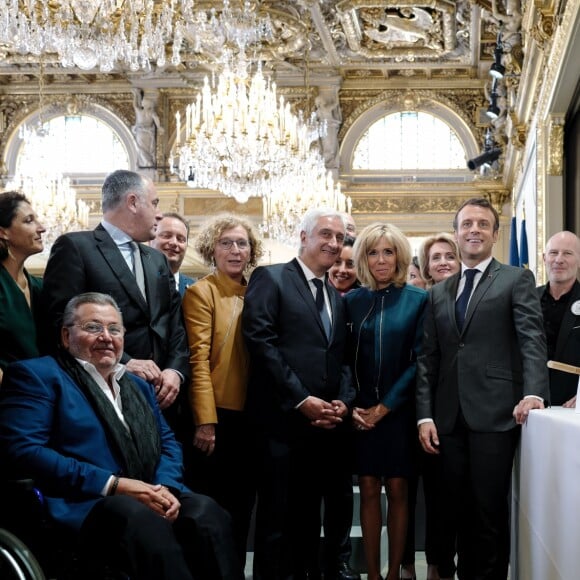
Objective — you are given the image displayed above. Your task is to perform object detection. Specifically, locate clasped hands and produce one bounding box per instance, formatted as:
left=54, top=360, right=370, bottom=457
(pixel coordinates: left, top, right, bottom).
left=126, top=359, right=180, bottom=409
left=115, top=477, right=180, bottom=522
left=352, top=403, right=389, bottom=431
left=300, top=396, right=348, bottom=429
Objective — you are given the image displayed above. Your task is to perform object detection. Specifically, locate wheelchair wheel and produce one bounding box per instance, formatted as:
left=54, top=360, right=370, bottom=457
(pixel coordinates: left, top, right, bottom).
left=0, top=528, right=46, bottom=580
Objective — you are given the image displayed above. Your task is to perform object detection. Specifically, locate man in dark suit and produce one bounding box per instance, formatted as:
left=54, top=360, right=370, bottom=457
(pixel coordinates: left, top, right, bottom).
left=242, top=208, right=357, bottom=580
left=41, top=170, right=189, bottom=423
left=0, top=292, right=242, bottom=580
left=416, top=198, right=549, bottom=580
left=150, top=212, right=196, bottom=296
left=538, top=230, right=580, bottom=406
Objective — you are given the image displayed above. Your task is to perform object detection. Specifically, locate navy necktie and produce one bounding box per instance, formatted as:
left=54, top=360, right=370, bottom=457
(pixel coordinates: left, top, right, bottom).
left=312, top=278, right=332, bottom=339
left=455, top=269, right=478, bottom=331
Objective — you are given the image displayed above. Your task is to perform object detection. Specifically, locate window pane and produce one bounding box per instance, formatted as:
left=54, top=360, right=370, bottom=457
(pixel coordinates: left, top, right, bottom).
left=353, top=111, right=466, bottom=170
left=16, top=114, right=129, bottom=176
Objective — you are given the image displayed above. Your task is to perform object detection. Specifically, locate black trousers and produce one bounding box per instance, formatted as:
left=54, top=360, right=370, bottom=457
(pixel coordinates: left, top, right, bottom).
left=437, top=417, right=519, bottom=580
left=253, top=423, right=352, bottom=580
left=403, top=442, right=442, bottom=567
left=80, top=492, right=244, bottom=580
left=185, top=408, right=256, bottom=565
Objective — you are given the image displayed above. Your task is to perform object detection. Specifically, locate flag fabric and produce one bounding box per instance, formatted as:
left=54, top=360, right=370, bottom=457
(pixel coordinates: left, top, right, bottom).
left=519, top=218, right=529, bottom=268
left=509, top=216, right=520, bottom=267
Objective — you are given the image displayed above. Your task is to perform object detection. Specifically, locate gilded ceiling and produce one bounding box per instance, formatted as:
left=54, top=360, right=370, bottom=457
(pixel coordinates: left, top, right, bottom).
left=0, top=1, right=508, bottom=85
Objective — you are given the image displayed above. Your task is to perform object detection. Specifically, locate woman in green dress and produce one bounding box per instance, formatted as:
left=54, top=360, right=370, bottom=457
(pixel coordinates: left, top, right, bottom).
left=0, top=191, right=46, bottom=384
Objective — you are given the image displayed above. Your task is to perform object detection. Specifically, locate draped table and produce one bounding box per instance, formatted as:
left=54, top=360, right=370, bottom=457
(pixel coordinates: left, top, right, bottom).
left=511, top=407, right=580, bottom=580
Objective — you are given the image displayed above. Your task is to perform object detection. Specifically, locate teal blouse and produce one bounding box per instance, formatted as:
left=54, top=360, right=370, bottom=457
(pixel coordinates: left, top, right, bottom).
left=0, top=265, right=43, bottom=372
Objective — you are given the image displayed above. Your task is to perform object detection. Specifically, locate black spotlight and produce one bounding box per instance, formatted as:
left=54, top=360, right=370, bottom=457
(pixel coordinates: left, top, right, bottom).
left=486, top=95, right=500, bottom=120
left=467, top=148, right=502, bottom=171
left=490, top=34, right=505, bottom=79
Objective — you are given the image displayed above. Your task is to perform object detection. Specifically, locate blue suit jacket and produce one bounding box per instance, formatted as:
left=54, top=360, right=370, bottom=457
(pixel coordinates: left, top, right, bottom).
left=0, top=356, right=189, bottom=531
left=178, top=273, right=195, bottom=297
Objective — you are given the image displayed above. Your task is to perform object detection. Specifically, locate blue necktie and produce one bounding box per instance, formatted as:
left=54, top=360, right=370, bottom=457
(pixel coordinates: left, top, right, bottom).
left=455, top=269, right=477, bottom=331
left=312, top=278, right=332, bottom=339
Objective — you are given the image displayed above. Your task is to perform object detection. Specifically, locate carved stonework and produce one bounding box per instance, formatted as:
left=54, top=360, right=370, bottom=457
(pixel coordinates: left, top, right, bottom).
left=510, top=120, right=528, bottom=150
left=353, top=195, right=472, bottom=214
left=547, top=116, right=564, bottom=176
left=336, top=1, right=457, bottom=61
left=531, top=12, right=556, bottom=47
left=482, top=189, right=510, bottom=214
left=339, top=88, right=484, bottom=144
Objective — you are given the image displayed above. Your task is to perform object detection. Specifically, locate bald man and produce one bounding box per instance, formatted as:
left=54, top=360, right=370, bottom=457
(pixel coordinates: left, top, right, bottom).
left=537, top=231, right=580, bottom=406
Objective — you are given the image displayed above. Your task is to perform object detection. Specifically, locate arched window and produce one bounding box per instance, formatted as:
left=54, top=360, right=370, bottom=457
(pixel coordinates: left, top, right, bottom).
left=16, top=114, right=130, bottom=177
left=353, top=111, right=466, bottom=170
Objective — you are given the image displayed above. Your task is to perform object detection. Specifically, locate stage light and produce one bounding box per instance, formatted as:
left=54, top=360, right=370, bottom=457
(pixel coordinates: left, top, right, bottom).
left=467, top=148, right=502, bottom=171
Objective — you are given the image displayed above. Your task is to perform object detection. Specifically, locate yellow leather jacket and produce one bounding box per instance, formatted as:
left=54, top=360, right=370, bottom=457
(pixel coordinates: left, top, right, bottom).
left=182, top=269, right=248, bottom=425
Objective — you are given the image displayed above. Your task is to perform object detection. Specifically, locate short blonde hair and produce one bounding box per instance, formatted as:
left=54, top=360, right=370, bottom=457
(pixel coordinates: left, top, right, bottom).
left=418, top=232, right=459, bottom=287
left=353, top=223, right=411, bottom=290
left=195, top=214, right=263, bottom=270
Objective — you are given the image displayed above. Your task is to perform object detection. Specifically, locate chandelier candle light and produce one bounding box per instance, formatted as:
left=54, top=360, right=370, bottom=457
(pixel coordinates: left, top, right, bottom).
left=174, top=57, right=350, bottom=242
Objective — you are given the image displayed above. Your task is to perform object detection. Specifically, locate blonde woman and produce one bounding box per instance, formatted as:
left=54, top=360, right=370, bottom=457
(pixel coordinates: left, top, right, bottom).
left=345, top=223, right=428, bottom=580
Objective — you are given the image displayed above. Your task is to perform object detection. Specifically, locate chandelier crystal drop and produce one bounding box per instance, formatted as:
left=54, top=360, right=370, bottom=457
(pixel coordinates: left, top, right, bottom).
left=7, top=126, right=90, bottom=249
left=174, top=55, right=350, bottom=242
left=0, top=0, right=273, bottom=72
left=5, top=62, right=89, bottom=249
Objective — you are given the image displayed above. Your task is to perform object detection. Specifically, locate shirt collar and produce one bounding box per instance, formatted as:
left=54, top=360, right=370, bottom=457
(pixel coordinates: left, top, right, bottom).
left=75, top=357, right=126, bottom=384
left=101, top=220, right=133, bottom=246
left=460, top=255, right=493, bottom=276
left=296, top=256, right=326, bottom=283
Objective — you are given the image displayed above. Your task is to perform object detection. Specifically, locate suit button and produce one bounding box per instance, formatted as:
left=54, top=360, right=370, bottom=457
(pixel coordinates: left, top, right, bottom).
left=459, top=342, right=465, bottom=348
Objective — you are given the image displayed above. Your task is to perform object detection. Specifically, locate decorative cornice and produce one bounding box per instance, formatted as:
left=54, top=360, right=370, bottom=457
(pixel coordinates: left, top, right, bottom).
left=547, top=115, right=565, bottom=176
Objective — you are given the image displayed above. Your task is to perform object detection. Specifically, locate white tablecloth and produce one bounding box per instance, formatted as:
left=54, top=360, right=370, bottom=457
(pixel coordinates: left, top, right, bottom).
left=512, top=407, right=580, bottom=580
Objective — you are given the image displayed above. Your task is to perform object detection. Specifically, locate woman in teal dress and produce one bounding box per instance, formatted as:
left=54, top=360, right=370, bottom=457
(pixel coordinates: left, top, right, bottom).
left=0, top=191, right=46, bottom=384
left=344, top=223, right=427, bottom=580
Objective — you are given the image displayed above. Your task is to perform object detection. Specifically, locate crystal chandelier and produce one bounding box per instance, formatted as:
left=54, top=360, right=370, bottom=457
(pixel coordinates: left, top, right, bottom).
left=5, top=63, right=89, bottom=249
left=0, top=0, right=274, bottom=72
left=173, top=3, right=349, bottom=241
left=0, top=0, right=178, bottom=71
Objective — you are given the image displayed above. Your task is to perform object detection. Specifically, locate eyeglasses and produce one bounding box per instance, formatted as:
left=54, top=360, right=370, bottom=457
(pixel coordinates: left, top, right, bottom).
left=217, top=239, right=249, bottom=250
left=70, top=322, right=125, bottom=337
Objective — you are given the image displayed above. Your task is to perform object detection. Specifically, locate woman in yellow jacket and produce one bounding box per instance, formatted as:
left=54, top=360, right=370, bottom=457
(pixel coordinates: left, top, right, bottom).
left=182, top=214, right=263, bottom=564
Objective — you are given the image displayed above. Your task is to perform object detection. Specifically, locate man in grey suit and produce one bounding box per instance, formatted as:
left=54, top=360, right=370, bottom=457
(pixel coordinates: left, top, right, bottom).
left=537, top=230, right=580, bottom=407
left=41, top=170, right=189, bottom=425
left=416, top=198, right=549, bottom=580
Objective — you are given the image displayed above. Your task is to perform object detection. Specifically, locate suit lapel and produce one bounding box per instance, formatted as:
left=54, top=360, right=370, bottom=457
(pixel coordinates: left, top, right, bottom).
left=461, top=259, right=500, bottom=332
left=288, top=258, right=328, bottom=340
left=94, top=226, right=148, bottom=313
left=445, top=272, right=460, bottom=331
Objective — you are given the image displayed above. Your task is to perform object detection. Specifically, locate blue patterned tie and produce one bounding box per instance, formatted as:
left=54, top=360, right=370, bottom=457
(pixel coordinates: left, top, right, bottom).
left=455, top=269, right=477, bottom=331
left=312, top=278, right=332, bottom=339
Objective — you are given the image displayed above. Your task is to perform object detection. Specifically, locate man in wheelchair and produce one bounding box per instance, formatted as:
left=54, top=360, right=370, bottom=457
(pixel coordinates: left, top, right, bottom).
left=0, top=292, right=243, bottom=580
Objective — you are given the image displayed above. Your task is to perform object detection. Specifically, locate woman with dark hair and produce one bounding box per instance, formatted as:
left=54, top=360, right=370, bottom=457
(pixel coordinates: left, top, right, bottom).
left=329, top=234, right=360, bottom=295
left=182, top=214, right=263, bottom=564
left=0, top=191, right=45, bottom=383
left=345, top=223, right=427, bottom=580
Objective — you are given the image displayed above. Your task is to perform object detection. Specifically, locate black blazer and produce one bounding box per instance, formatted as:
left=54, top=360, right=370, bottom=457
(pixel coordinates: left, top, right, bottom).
left=537, top=280, right=580, bottom=405
left=416, top=259, right=549, bottom=433
left=242, top=259, right=355, bottom=437
left=40, top=225, right=189, bottom=380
